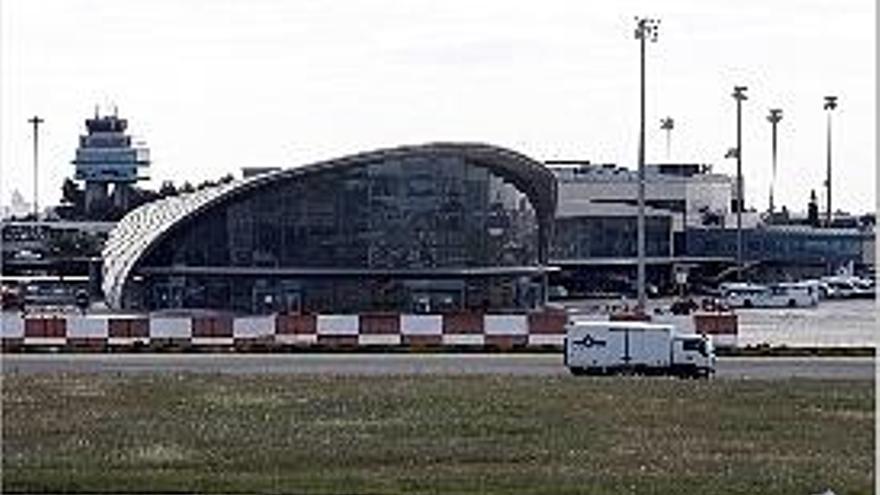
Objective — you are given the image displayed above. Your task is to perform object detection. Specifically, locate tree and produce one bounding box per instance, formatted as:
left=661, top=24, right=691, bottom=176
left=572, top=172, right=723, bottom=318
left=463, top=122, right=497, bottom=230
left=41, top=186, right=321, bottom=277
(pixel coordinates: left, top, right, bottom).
left=60, top=178, right=84, bottom=217
left=807, top=190, right=820, bottom=227
left=159, top=181, right=178, bottom=197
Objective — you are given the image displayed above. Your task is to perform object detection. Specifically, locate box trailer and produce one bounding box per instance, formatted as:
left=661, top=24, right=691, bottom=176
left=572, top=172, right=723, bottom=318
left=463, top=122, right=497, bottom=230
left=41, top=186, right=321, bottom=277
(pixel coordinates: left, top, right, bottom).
left=564, top=321, right=715, bottom=378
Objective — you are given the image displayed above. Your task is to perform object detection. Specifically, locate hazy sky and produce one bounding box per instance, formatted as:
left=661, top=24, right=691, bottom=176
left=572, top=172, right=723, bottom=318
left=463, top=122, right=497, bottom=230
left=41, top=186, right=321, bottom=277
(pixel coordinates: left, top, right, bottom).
left=1, top=0, right=875, bottom=214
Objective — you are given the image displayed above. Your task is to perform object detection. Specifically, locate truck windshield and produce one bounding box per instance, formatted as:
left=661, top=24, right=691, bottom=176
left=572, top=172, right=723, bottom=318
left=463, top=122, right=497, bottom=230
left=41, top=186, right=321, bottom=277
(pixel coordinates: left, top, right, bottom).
left=682, top=338, right=707, bottom=357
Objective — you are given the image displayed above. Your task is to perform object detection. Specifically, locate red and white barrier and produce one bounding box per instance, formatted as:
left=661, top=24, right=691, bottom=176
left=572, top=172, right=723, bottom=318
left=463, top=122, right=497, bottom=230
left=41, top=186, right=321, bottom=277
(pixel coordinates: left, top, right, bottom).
left=108, top=317, right=150, bottom=346
left=275, top=314, right=317, bottom=345
left=0, top=309, right=738, bottom=351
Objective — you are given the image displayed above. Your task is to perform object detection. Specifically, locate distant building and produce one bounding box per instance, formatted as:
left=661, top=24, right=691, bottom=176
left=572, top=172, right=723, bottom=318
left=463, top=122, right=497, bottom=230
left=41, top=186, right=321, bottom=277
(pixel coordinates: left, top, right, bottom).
left=547, top=160, right=872, bottom=289
left=548, top=161, right=759, bottom=292
left=72, top=108, right=150, bottom=217
left=549, top=161, right=760, bottom=233
left=679, top=224, right=875, bottom=280
left=1, top=190, right=33, bottom=220
left=1, top=220, right=115, bottom=298
left=103, top=143, right=557, bottom=314
left=551, top=200, right=675, bottom=295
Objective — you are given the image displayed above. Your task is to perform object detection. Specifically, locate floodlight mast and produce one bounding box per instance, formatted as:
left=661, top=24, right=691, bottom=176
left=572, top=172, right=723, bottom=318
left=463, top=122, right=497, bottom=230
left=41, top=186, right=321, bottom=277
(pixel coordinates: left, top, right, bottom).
left=767, top=109, right=783, bottom=214
left=634, top=16, right=659, bottom=313
left=823, top=96, right=838, bottom=227
left=28, top=115, right=44, bottom=220
left=732, top=86, right=748, bottom=281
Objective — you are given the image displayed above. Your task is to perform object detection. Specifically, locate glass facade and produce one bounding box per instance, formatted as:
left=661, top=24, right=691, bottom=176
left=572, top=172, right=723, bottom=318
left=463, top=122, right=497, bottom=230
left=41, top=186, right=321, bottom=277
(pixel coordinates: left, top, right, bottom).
left=551, top=216, right=672, bottom=259
left=132, top=154, right=544, bottom=313
left=678, top=228, right=866, bottom=264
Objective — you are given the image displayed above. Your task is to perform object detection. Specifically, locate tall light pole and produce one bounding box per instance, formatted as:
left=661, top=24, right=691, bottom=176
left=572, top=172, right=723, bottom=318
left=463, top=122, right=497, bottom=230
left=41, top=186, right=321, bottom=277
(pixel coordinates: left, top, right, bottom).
left=660, top=117, right=674, bottom=160
left=732, top=86, right=748, bottom=281
left=766, top=109, right=782, bottom=214
left=28, top=115, right=44, bottom=219
left=634, top=16, right=660, bottom=314
left=823, top=96, right=837, bottom=227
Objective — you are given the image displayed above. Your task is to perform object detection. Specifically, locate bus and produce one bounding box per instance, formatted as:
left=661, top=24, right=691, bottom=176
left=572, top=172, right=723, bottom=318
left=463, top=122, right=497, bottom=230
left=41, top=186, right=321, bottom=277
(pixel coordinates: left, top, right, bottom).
left=721, top=282, right=818, bottom=308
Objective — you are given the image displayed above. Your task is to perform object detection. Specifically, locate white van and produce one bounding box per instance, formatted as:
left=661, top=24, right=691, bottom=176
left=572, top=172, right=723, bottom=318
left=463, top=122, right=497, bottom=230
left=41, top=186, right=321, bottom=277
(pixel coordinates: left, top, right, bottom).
left=564, top=321, right=715, bottom=378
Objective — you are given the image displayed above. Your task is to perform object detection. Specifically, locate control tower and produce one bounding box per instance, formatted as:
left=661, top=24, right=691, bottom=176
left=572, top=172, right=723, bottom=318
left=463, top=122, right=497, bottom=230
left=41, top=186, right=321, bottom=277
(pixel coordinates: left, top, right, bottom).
left=72, top=108, right=150, bottom=216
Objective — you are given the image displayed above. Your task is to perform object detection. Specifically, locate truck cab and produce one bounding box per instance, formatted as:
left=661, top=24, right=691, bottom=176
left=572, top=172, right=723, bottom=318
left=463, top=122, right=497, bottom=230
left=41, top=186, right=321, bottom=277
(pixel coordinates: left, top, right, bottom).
left=671, top=334, right=715, bottom=378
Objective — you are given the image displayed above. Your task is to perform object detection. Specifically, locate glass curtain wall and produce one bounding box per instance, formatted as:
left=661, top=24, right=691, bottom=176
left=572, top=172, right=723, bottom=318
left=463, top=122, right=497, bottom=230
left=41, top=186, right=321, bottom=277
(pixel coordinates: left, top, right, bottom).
left=136, top=154, right=541, bottom=313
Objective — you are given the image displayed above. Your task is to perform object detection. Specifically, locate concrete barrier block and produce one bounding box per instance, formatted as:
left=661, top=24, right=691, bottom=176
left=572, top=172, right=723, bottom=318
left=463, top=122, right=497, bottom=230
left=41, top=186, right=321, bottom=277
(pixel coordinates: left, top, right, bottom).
left=192, top=337, right=234, bottom=346
left=694, top=313, right=738, bottom=335
left=442, top=334, right=485, bottom=346
left=528, top=334, right=564, bottom=347
left=233, top=316, right=276, bottom=339
left=400, top=315, right=442, bottom=335
left=1, top=313, right=24, bottom=338
left=109, top=318, right=150, bottom=338
left=317, top=335, right=359, bottom=347
left=24, top=337, right=67, bottom=347
left=67, top=317, right=109, bottom=338
left=276, top=314, right=316, bottom=334
left=317, top=315, right=359, bottom=335
left=275, top=334, right=318, bottom=345
left=359, top=313, right=400, bottom=334
left=67, top=338, right=107, bottom=350
left=108, top=337, right=150, bottom=347
left=442, top=312, right=483, bottom=334
left=527, top=311, right=567, bottom=334
left=402, top=334, right=442, bottom=346
left=150, top=318, right=192, bottom=339
left=24, top=318, right=66, bottom=338
left=485, top=335, right=528, bottom=348
left=484, top=315, right=528, bottom=335
left=358, top=334, right=401, bottom=346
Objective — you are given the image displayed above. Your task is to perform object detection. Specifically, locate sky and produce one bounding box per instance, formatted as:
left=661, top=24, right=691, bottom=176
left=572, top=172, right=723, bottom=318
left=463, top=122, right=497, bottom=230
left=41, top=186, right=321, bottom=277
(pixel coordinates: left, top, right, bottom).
left=0, top=0, right=876, bottom=214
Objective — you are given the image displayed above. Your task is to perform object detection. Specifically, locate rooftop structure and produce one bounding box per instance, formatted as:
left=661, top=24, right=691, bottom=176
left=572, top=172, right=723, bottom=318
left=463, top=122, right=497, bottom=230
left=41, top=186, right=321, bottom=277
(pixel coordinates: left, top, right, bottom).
left=72, top=108, right=150, bottom=216
left=549, top=161, right=759, bottom=232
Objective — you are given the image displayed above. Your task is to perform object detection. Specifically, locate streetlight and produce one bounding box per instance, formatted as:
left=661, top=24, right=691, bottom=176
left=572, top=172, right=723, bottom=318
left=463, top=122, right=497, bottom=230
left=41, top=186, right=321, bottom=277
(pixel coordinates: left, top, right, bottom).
left=27, top=115, right=44, bottom=219
left=732, top=86, right=748, bottom=281
left=660, top=117, right=674, bottom=160
left=634, top=16, right=660, bottom=314
left=766, top=109, right=783, bottom=214
left=823, top=96, right=838, bottom=227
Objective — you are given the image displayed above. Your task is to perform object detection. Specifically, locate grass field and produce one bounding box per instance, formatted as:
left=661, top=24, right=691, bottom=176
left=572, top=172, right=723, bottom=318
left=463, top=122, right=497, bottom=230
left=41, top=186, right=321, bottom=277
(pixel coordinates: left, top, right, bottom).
left=2, top=373, right=874, bottom=494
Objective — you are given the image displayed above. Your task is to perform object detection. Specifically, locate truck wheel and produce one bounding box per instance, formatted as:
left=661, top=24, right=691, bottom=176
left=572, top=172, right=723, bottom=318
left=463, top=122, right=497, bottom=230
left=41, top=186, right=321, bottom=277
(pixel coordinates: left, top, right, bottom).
left=743, top=299, right=753, bottom=308
left=787, top=299, right=796, bottom=308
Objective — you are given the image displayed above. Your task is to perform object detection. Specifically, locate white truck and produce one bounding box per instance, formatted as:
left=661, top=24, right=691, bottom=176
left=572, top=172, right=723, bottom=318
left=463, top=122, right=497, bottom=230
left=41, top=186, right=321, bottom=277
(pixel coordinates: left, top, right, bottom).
left=564, top=321, right=715, bottom=378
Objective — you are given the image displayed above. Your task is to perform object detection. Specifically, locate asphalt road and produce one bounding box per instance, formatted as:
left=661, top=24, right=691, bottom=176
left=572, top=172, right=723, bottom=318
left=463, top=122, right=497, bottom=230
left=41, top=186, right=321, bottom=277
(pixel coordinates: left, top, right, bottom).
left=1, top=353, right=874, bottom=379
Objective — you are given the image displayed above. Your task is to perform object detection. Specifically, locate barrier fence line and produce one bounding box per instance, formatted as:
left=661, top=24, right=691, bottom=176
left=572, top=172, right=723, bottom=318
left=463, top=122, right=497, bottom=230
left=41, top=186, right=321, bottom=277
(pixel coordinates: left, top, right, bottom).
left=0, top=311, right=737, bottom=351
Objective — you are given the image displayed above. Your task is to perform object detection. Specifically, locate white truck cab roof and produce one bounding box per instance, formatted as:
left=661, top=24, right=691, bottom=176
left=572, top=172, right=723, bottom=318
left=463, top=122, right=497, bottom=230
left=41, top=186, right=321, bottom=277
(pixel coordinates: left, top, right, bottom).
left=567, top=320, right=675, bottom=332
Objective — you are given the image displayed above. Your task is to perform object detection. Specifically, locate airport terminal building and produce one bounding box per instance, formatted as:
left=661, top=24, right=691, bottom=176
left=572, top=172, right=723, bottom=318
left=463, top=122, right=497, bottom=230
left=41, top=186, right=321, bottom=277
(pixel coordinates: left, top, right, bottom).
left=103, top=143, right=557, bottom=314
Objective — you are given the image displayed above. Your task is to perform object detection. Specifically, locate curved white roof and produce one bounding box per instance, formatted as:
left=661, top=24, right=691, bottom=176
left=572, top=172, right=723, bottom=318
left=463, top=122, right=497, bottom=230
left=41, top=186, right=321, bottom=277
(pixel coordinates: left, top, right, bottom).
left=102, top=142, right=557, bottom=309
left=101, top=179, right=246, bottom=308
